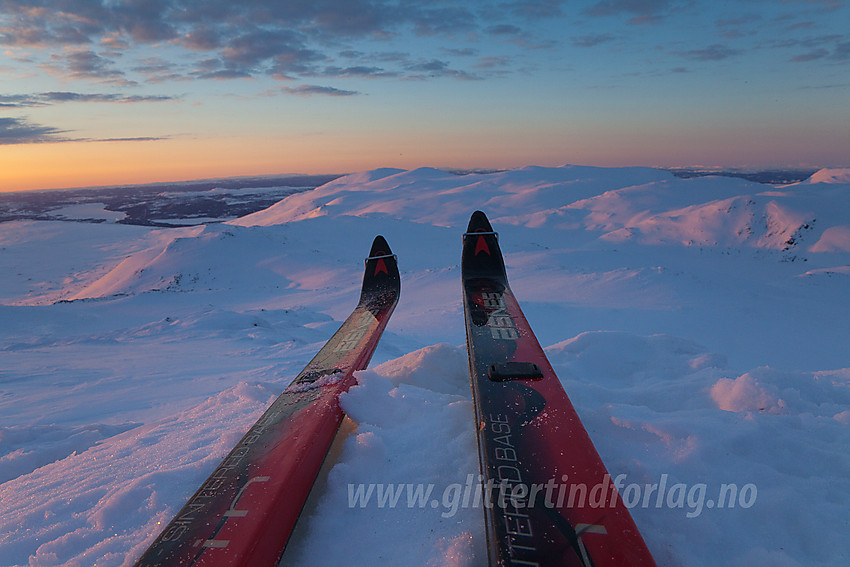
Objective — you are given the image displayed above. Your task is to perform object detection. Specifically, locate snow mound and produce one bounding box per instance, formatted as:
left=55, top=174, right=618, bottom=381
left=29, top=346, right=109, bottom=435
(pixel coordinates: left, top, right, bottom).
left=230, top=164, right=850, bottom=261
left=232, top=164, right=672, bottom=229
left=64, top=223, right=344, bottom=301
left=710, top=373, right=785, bottom=413
left=0, top=381, right=278, bottom=567
left=283, top=345, right=483, bottom=566
left=0, top=423, right=138, bottom=484
left=808, top=225, right=850, bottom=253
left=596, top=194, right=815, bottom=249
left=799, top=264, right=850, bottom=277
left=804, top=168, right=850, bottom=184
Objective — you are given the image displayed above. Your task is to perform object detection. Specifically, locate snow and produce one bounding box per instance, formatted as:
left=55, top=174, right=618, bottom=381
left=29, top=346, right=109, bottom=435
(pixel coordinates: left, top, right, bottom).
left=803, top=168, right=850, bottom=185
left=809, top=226, right=850, bottom=253
left=1, top=164, right=849, bottom=566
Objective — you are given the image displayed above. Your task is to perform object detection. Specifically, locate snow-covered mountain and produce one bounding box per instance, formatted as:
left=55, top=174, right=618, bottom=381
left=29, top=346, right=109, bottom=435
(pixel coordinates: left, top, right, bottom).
left=1, top=165, right=848, bottom=566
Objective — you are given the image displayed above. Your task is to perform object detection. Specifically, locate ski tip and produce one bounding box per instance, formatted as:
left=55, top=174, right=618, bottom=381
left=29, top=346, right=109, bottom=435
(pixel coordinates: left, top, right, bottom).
left=462, top=210, right=507, bottom=282
left=361, top=235, right=400, bottom=305
left=467, top=210, right=494, bottom=234
left=368, top=235, right=393, bottom=258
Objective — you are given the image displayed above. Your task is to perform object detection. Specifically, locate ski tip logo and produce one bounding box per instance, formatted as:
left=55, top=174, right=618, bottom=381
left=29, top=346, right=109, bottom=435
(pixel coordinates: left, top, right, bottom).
left=473, top=232, right=491, bottom=256
left=373, top=250, right=388, bottom=276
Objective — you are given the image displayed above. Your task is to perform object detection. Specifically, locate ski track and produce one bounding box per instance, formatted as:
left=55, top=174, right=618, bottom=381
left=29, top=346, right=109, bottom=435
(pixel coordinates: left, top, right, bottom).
left=1, top=165, right=849, bottom=566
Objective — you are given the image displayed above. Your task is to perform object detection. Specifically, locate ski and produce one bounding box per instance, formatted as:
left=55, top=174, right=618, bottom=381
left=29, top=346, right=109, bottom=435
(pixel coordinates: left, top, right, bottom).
left=461, top=211, right=657, bottom=567
left=135, top=235, right=400, bottom=567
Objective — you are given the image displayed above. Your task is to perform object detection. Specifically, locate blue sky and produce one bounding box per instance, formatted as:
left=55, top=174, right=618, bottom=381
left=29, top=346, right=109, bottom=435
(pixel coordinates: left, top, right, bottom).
left=1, top=0, right=849, bottom=190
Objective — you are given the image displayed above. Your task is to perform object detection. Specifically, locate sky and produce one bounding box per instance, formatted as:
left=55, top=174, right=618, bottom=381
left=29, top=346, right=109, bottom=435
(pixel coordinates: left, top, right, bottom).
left=1, top=0, right=849, bottom=191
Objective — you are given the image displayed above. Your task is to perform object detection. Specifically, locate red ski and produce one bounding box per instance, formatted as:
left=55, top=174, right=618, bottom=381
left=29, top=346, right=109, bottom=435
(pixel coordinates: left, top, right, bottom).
left=134, top=235, right=400, bottom=566
left=462, top=211, right=657, bottom=567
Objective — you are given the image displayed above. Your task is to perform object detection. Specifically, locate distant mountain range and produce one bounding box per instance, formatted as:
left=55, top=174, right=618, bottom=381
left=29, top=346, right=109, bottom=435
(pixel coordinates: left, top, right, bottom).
left=666, top=167, right=818, bottom=185
left=0, top=168, right=821, bottom=226
left=0, top=174, right=342, bottom=226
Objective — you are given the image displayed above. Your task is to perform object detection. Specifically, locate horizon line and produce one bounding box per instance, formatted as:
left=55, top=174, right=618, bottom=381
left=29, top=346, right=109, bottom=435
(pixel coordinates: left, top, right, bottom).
left=2, top=163, right=842, bottom=195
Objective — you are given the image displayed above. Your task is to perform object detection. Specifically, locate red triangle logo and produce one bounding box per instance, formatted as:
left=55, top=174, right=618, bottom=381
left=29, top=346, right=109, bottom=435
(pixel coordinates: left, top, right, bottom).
left=374, top=258, right=388, bottom=275
left=372, top=250, right=388, bottom=275
left=474, top=235, right=490, bottom=256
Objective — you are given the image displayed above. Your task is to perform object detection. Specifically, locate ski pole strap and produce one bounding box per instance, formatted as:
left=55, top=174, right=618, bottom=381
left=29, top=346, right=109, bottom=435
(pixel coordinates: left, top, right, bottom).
left=462, top=230, right=498, bottom=240
left=364, top=252, right=397, bottom=265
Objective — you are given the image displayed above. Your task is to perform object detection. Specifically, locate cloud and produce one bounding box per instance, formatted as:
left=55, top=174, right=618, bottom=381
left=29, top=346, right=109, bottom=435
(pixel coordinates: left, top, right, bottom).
left=765, top=34, right=850, bottom=63
left=407, top=5, right=478, bottom=36
left=318, top=65, right=400, bottom=79
left=502, top=0, right=565, bottom=19
left=319, top=49, right=487, bottom=81
left=404, top=59, right=481, bottom=80
left=0, top=92, right=178, bottom=108
left=0, top=115, right=169, bottom=144
left=0, top=1, right=425, bottom=47
left=111, top=0, right=177, bottom=43
left=219, top=29, right=320, bottom=71
left=0, top=116, right=69, bottom=144
left=713, top=13, right=761, bottom=39
left=833, top=40, right=850, bottom=61
left=571, top=33, right=617, bottom=48
left=0, top=0, right=541, bottom=84
left=131, top=57, right=186, bottom=83
left=90, top=136, right=168, bottom=142
left=675, top=43, right=742, bottom=61
left=0, top=2, right=105, bottom=47
left=190, top=58, right=253, bottom=80
left=473, top=56, right=513, bottom=70
left=442, top=48, right=478, bottom=57
left=486, top=24, right=523, bottom=36
left=715, top=15, right=760, bottom=28
left=179, top=25, right=225, bottom=51
left=767, top=33, right=844, bottom=51
left=790, top=48, right=830, bottom=62
left=280, top=85, right=360, bottom=97
left=41, top=49, right=135, bottom=85
left=584, top=0, right=674, bottom=24
left=798, top=82, right=850, bottom=90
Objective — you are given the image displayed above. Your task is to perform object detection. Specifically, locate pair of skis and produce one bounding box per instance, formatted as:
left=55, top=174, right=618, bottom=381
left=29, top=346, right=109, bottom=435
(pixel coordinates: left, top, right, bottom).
left=135, top=213, right=656, bottom=567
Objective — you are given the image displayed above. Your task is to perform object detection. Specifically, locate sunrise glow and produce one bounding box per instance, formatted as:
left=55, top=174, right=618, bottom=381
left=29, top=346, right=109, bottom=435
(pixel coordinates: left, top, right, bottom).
left=2, top=1, right=849, bottom=191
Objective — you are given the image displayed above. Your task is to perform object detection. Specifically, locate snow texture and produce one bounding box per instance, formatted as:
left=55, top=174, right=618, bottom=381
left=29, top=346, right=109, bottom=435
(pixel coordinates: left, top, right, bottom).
left=1, top=165, right=849, bottom=566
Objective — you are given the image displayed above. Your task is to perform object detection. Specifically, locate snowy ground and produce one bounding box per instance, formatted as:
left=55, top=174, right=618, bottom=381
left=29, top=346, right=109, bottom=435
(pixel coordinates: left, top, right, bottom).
left=1, top=165, right=849, bottom=566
